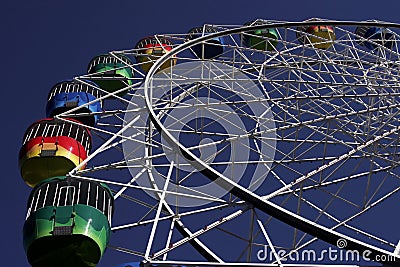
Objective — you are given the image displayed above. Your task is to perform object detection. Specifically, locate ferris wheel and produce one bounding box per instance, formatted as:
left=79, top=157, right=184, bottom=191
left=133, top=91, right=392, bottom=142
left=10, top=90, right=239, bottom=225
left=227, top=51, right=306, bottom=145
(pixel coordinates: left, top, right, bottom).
left=18, top=19, right=400, bottom=267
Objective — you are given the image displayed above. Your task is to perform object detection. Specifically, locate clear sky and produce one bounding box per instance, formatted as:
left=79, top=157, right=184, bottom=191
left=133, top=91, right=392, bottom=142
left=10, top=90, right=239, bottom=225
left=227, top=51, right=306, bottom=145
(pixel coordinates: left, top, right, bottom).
left=2, top=0, right=400, bottom=266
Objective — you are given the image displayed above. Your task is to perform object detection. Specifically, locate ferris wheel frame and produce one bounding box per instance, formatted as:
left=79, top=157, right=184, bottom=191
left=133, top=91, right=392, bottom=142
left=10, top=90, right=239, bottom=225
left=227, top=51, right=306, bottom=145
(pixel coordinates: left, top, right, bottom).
left=33, top=19, right=400, bottom=267
left=140, top=20, right=400, bottom=267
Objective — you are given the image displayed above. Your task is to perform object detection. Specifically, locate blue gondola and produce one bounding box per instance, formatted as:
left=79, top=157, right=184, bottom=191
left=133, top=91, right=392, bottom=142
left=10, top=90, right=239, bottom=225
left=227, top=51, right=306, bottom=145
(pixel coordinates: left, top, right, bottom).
left=355, top=23, right=395, bottom=50
left=186, top=25, right=224, bottom=59
left=46, top=80, right=102, bottom=126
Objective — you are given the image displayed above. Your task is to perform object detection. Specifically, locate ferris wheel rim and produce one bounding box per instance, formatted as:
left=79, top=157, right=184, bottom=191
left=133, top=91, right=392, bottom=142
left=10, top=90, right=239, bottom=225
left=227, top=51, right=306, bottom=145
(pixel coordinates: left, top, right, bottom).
left=39, top=19, right=400, bottom=265
left=141, top=20, right=400, bottom=265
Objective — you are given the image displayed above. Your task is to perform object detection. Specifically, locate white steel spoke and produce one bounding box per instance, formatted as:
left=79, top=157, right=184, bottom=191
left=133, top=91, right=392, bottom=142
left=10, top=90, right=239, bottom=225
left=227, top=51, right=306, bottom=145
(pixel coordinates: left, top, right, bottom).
left=145, top=161, right=174, bottom=259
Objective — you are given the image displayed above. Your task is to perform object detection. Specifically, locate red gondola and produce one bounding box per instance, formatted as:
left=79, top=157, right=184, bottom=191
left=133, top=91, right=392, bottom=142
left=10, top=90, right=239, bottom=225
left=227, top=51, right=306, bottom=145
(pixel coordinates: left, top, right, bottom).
left=19, top=118, right=91, bottom=187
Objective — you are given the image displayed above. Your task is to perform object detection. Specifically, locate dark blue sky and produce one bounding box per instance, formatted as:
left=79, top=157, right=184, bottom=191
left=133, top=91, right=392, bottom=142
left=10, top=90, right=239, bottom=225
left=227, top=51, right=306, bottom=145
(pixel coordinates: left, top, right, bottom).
left=2, top=1, right=400, bottom=266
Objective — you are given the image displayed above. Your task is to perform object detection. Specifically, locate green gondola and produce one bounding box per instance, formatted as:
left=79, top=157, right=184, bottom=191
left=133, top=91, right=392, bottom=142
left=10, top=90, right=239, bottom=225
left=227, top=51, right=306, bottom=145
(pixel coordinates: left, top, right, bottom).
left=23, top=176, right=114, bottom=267
left=87, top=54, right=134, bottom=97
left=241, top=19, right=279, bottom=51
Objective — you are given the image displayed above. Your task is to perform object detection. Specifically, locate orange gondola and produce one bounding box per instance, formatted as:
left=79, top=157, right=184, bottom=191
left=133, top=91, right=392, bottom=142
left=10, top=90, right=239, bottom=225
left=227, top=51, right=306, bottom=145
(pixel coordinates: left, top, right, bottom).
left=134, top=36, right=177, bottom=73
left=297, top=18, right=336, bottom=49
